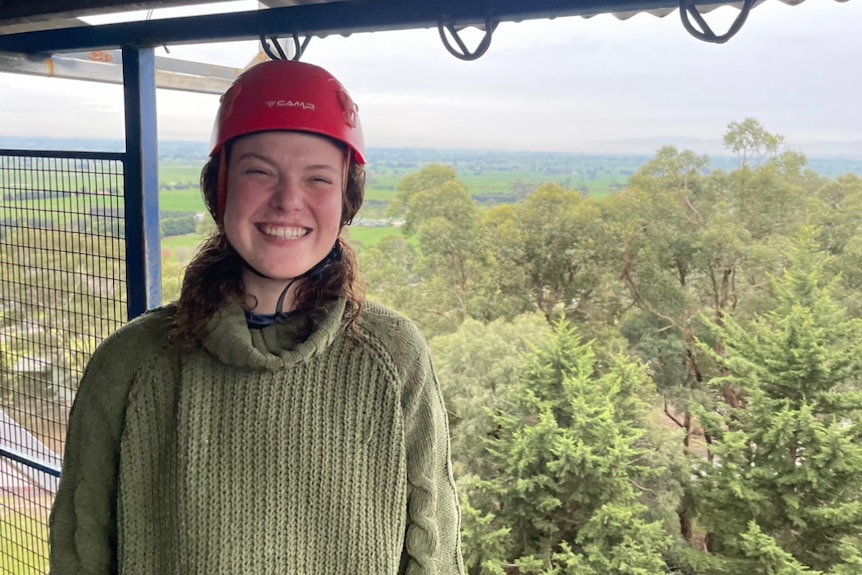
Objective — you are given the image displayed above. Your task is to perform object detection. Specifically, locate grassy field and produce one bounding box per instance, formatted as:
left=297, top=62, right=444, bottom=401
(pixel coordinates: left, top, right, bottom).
left=159, top=164, right=201, bottom=186
left=345, top=225, right=406, bottom=247
left=159, top=188, right=206, bottom=212
left=0, top=505, right=49, bottom=575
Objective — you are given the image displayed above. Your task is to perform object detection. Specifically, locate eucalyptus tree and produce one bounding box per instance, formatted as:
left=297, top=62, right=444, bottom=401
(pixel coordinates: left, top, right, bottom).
left=604, top=121, right=814, bottom=540
left=481, top=183, right=613, bottom=324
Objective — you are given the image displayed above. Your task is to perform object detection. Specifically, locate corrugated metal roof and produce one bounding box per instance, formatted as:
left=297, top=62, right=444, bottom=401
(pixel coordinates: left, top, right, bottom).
left=612, top=0, right=848, bottom=20
left=0, top=0, right=851, bottom=88
left=0, top=0, right=850, bottom=47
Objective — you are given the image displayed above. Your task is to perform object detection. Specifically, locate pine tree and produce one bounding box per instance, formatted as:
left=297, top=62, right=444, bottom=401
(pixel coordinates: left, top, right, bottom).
left=464, top=320, right=674, bottom=575
left=694, top=229, right=862, bottom=574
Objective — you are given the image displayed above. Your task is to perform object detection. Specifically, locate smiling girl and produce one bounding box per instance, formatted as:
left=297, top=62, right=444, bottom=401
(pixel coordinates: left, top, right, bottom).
left=49, top=59, right=464, bottom=575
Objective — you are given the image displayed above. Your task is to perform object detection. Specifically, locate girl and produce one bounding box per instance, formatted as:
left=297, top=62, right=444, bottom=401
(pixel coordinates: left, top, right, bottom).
left=49, top=59, right=463, bottom=575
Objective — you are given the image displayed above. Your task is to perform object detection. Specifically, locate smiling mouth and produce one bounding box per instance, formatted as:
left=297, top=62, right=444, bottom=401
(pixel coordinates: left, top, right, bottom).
left=259, top=224, right=309, bottom=240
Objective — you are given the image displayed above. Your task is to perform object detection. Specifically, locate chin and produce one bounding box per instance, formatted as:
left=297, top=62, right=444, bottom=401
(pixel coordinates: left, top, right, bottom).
left=267, top=269, right=310, bottom=281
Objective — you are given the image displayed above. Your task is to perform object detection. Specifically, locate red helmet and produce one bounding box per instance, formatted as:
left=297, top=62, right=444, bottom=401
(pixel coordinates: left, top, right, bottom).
left=210, top=59, right=366, bottom=164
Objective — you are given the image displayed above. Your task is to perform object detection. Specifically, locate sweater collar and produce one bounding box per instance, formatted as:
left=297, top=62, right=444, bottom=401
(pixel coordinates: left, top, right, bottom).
left=202, top=298, right=348, bottom=371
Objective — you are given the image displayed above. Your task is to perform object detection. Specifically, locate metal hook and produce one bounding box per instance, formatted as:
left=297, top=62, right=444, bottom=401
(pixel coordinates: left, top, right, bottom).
left=259, top=33, right=312, bottom=61
left=437, top=17, right=498, bottom=61
left=292, top=33, right=312, bottom=61
left=260, top=35, right=287, bottom=60
left=679, top=0, right=758, bottom=44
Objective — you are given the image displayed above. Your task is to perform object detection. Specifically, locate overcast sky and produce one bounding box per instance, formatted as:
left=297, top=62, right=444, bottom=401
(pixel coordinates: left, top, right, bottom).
left=0, top=0, right=860, bottom=156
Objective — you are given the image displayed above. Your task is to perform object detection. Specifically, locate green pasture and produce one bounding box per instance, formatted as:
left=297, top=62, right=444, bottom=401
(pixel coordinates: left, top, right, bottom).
left=159, top=189, right=206, bottom=212
left=345, top=225, right=405, bottom=247
left=158, top=165, right=200, bottom=186
left=0, top=511, right=48, bottom=574
left=366, top=168, right=626, bottom=200
left=160, top=233, right=205, bottom=265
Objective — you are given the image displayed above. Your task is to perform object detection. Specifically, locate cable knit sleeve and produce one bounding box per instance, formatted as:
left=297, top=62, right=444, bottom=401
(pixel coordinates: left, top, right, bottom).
left=49, top=312, right=166, bottom=575
left=400, top=324, right=464, bottom=575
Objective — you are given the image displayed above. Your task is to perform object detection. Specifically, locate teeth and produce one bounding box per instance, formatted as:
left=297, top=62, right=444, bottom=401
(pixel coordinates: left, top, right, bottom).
left=261, top=225, right=308, bottom=240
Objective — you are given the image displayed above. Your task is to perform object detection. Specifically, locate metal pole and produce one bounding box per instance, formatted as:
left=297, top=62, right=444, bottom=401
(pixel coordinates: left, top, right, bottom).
left=122, top=46, right=162, bottom=319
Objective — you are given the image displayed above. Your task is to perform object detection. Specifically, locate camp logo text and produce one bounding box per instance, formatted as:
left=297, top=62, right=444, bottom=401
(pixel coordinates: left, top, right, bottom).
left=265, top=100, right=316, bottom=111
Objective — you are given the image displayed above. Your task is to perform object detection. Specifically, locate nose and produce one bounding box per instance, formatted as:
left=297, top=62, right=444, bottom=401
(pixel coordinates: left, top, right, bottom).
left=270, top=177, right=303, bottom=211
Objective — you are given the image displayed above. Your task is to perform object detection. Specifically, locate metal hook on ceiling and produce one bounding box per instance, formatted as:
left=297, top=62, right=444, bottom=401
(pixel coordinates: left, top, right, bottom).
left=437, top=17, right=498, bottom=61
left=679, top=0, right=758, bottom=44
left=260, top=33, right=312, bottom=61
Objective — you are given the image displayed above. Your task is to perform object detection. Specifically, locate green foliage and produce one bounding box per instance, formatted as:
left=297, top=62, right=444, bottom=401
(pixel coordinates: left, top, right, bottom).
left=483, top=184, right=611, bottom=322
left=379, top=165, right=488, bottom=334
left=723, top=118, right=785, bottom=169
left=464, top=320, right=674, bottom=575
left=160, top=214, right=198, bottom=237
left=694, top=230, right=862, bottom=573
left=431, top=314, right=554, bottom=478
left=388, top=164, right=461, bottom=232
left=737, top=522, right=822, bottom=575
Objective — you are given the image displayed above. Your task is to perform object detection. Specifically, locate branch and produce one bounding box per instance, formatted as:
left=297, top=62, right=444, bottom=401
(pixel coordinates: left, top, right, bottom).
left=621, top=241, right=685, bottom=335
left=630, top=479, right=660, bottom=496
left=664, top=401, right=685, bottom=428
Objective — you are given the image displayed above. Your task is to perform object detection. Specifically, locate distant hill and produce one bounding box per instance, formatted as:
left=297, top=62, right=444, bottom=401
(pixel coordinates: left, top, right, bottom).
left=2, top=136, right=861, bottom=179
left=583, top=136, right=862, bottom=160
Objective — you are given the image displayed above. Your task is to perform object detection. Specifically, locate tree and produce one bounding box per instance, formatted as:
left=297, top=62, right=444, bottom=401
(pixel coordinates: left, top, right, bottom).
left=723, top=118, right=785, bottom=169
left=482, top=184, right=611, bottom=323
left=693, top=229, right=862, bottom=574
left=385, top=164, right=484, bottom=334
left=387, top=163, right=463, bottom=234
left=463, top=320, right=676, bottom=575
left=811, top=174, right=862, bottom=316
left=606, top=130, right=813, bottom=541
left=431, top=313, right=554, bottom=479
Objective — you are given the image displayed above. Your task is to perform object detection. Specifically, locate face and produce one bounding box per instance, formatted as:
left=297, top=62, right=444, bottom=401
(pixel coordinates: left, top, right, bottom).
left=223, top=131, right=345, bottom=289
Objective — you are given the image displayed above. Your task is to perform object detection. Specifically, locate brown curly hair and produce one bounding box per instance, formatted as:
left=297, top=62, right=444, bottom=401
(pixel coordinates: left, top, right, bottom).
left=170, top=139, right=366, bottom=347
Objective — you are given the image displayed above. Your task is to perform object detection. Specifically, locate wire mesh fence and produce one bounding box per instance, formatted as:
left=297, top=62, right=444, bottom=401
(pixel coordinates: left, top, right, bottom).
left=0, top=150, right=127, bottom=574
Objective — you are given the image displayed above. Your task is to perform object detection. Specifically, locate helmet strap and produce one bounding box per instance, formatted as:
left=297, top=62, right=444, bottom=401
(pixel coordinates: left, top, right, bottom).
left=343, top=153, right=350, bottom=196
left=216, top=148, right=228, bottom=224
left=243, top=239, right=344, bottom=317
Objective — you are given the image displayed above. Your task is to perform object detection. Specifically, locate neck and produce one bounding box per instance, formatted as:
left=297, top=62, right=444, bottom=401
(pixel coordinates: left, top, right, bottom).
left=241, top=270, right=305, bottom=314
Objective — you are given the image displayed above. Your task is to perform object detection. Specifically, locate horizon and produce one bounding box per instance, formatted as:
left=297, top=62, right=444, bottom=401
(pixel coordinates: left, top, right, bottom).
left=3, top=134, right=862, bottom=162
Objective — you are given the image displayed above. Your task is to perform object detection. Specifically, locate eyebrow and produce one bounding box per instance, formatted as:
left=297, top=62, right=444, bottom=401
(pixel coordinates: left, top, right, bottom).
left=234, top=153, right=338, bottom=173
left=304, top=164, right=340, bottom=173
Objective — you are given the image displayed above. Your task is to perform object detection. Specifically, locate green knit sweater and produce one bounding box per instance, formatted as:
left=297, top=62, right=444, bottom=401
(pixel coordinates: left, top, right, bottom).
left=49, top=299, right=463, bottom=575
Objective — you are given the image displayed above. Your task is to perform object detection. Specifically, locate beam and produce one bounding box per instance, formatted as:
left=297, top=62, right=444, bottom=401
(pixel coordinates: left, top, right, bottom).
left=0, top=0, right=229, bottom=26
left=0, top=17, right=87, bottom=35
left=0, top=50, right=238, bottom=93
left=122, top=47, right=162, bottom=317
left=0, top=0, right=735, bottom=55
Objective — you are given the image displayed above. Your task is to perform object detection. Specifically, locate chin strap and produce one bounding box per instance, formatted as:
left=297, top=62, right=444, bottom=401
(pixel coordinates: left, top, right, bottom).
left=249, top=240, right=343, bottom=317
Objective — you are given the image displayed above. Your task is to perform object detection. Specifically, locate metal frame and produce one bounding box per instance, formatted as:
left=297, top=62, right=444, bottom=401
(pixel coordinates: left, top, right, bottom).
left=122, top=47, right=163, bottom=318
left=0, top=147, right=129, bottom=499
left=0, top=0, right=737, bottom=54
left=0, top=49, right=239, bottom=94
